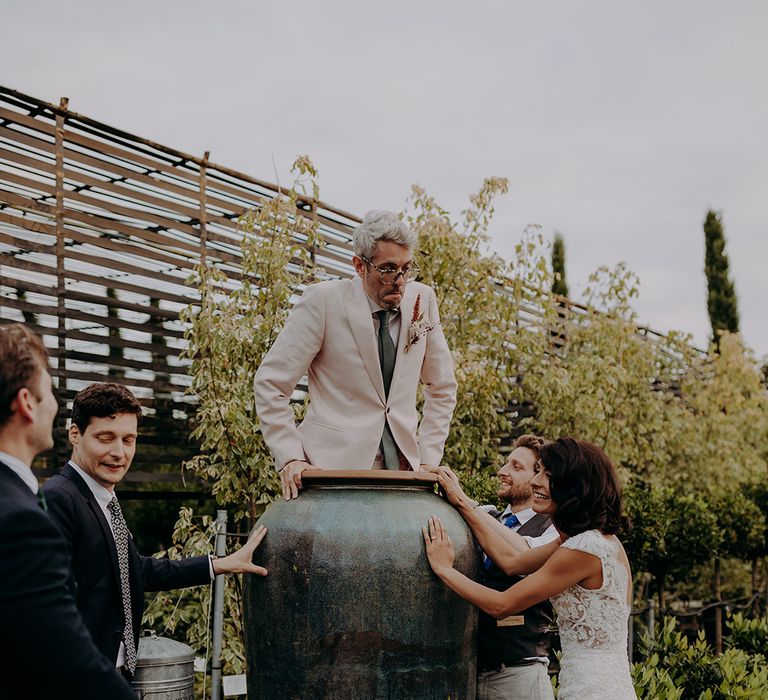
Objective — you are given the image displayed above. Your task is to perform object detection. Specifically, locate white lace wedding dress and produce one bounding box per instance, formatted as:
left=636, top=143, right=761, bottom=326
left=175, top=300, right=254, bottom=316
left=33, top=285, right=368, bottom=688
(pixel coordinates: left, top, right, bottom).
left=550, top=529, right=637, bottom=699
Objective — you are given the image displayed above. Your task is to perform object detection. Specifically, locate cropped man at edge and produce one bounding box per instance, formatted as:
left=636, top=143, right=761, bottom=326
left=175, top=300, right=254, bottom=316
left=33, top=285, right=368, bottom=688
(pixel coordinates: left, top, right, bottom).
left=0, top=323, right=136, bottom=699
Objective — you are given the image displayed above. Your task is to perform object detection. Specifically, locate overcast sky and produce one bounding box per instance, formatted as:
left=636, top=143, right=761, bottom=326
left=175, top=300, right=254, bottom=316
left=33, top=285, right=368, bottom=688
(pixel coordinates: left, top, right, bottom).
left=3, top=1, right=767, bottom=357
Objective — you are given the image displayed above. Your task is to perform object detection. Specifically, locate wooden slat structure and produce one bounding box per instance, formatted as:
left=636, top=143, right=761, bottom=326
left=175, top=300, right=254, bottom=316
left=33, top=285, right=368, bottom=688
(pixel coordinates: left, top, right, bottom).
left=0, top=85, right=362, bottom=485
left=0, top=85, right=687, bottom=493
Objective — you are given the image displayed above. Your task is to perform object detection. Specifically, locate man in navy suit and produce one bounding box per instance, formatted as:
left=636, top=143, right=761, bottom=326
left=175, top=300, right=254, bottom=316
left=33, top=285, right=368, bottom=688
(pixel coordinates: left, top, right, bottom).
left=0, top=323, right=136, bottom=699
left=44, top=381, right=267, bottom=676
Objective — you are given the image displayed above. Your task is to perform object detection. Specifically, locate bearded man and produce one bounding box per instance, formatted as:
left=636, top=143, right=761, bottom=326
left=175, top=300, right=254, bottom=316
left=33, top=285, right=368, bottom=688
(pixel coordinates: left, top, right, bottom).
left=474, top=434, right=560, bottom=700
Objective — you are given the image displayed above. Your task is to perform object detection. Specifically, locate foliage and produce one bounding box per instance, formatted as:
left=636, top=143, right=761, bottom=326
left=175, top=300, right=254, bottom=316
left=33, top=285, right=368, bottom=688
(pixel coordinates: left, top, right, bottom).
left=704, top=210, right=739, bottom=341
left=142, top=508, right=247, bottom=678
left=404, top=180, right=550, bottom=479
left=551, top=232, right=569, bottom=297
left=710, top=489, right=765, bottom=562
left=633, top=617, right=768, bottom=699
left=725, top=613, right=768, bottom=659
left=622, top=482, right=720, bottom=606
left=741, top=478, right=768, bottom=562
left=179, top=157, right=323, bottom=523
left=670, top=333, right=768, bottom=492
left=523, top=263, right=686, bottom=482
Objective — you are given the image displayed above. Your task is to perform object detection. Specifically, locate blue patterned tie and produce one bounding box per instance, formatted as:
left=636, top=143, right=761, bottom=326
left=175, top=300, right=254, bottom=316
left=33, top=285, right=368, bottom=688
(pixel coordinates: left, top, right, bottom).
left=483, top=513, right=520, bottom=570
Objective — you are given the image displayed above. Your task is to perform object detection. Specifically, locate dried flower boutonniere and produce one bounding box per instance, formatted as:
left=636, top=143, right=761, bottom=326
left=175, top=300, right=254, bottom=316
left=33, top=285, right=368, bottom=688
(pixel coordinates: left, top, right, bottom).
left=404, top=293, right=437, bottom=353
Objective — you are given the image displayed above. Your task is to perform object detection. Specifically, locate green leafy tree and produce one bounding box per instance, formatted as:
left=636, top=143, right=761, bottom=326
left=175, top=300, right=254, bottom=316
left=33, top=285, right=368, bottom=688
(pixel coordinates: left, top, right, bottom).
left=404, top=180, right=551, bottom=480
left=623, top=482, right=720, bottom=608
left=179, top=157, right=323, bottom=523
left=146, top=158, right=323, bottom=678
left=709, top=488, right=766, bottom=652
left=704, top=210, right=739, bottom=342
left=523, top=263, right=686, bottom=482
left=741, top=478, right=768, bottom=611
left=712, top=488, right=765, bottom=566
left=551, top=232, right=569, bottom=297
left=670, top=333, right=768, bottom=492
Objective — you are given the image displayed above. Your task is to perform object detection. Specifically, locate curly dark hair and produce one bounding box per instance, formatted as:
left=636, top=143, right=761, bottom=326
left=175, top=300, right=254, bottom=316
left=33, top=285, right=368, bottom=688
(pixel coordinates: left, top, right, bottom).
left=538, top=437, right=624, bottom=536
left=71, top=382, right=142, bottom=433
left=0, top=323, right=49, bottom=428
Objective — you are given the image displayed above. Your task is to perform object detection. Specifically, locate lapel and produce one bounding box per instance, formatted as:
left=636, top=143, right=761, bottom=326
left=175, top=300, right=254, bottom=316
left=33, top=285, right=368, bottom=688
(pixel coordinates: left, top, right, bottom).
left=62, top=462, right=121, bottom=587
left=344, top=277, right=386, bottom=403
left=0, top=460, right=38, bottom=508
left=389, top=284, right=420, bottom=395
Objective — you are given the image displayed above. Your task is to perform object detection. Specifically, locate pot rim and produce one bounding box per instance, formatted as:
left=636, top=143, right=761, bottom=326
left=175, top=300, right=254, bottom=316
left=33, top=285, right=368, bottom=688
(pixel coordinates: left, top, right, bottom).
left=302, top=469, right=438, bottom=487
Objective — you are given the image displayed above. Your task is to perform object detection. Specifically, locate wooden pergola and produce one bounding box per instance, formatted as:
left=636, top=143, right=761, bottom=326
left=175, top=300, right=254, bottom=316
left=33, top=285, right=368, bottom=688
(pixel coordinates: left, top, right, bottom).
left=0, top=85, right=363, bottom=494
left=0, top=84, right=682, bottom=498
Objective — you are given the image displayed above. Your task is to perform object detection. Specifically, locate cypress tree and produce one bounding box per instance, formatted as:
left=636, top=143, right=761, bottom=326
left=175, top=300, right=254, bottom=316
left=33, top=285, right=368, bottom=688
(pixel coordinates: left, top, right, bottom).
left=551, top=233, right=569, bottom=297
left=704, top=210, right=739, bottom=342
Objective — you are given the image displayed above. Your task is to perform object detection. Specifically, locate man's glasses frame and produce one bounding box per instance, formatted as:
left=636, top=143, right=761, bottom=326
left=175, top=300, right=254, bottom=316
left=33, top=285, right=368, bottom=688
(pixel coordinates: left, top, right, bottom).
left=360, top=256, right=420, bottom=284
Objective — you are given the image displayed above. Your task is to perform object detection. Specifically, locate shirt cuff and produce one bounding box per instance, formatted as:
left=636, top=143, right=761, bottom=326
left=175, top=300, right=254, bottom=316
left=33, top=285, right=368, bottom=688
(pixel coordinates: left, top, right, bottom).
left=208, top=555, right=216, bottom=580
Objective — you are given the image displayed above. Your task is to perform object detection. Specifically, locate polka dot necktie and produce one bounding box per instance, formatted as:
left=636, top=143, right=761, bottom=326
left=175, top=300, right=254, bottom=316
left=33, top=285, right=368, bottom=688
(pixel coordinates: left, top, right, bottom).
left=107, top=496, right=137, bottom=674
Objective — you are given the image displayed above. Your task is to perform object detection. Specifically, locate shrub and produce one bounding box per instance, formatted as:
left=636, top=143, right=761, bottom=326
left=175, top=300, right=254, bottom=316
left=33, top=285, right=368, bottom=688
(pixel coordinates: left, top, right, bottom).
left=726, top=613, right=768, bottom=659
left=632, top=617, right=768, bottom=699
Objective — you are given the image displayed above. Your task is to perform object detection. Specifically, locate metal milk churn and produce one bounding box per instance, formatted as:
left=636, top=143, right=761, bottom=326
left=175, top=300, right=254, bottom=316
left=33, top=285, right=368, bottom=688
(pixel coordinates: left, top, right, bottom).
left=131, top=630, right=195, bottom=700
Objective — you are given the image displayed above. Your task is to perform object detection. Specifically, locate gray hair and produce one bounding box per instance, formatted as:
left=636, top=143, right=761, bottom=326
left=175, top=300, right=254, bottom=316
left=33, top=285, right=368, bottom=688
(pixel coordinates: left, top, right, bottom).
left=352, top=210, right=418, bottom=259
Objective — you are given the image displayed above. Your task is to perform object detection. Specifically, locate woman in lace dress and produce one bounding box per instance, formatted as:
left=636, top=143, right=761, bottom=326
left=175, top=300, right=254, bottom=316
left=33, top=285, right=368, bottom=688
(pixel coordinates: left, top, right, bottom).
left=424, top=437, right=637, bottom=700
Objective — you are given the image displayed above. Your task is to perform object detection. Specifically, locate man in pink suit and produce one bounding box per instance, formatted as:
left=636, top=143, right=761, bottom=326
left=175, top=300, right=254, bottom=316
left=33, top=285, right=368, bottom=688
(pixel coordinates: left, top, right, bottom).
left=254, top=210, right=458, bottom=499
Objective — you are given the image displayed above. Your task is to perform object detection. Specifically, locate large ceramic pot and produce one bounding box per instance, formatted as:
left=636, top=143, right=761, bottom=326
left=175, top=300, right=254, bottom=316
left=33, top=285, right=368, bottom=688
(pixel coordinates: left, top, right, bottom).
left=244, top=470, right=479, bottom=700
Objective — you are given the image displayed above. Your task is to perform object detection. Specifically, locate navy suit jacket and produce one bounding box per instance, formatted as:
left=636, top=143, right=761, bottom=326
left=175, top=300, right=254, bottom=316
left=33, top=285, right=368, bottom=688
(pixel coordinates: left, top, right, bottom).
left=44, top=463, right=212, bottom=665
left=0, top=461, right=135, bottom=699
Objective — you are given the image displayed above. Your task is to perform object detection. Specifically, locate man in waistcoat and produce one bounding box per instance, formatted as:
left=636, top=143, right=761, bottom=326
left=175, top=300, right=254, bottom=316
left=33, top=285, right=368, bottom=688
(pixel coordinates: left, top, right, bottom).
left=474, top=434, right=559, bottom=699
left=254, top=210, right=457, bottom=500
left=438, top=434, right=559, bottom=699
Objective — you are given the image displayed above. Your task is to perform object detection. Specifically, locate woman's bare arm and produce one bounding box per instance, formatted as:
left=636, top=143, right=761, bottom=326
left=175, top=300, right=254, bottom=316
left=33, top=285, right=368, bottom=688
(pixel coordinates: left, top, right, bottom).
left=423, top=516, right=599, bottom=617
left=435, top=469, right=561, bottom=575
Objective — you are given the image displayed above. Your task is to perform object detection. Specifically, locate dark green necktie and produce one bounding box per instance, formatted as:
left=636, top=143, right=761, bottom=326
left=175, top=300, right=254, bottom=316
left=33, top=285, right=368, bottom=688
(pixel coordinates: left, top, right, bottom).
left=376, top=310, right=399, bottom=469
left=37, top=487, right=47, bottom=512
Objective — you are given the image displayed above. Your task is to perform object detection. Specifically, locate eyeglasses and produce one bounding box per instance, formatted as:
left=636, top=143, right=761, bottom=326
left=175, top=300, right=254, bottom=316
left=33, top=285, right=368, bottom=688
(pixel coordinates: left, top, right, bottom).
left=360, top=256, right=420, bottom=284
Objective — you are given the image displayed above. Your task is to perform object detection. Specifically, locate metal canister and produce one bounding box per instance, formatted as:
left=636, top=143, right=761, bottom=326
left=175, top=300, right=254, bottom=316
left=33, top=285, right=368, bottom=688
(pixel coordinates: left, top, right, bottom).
left=131, top=630, right=195, bottom=700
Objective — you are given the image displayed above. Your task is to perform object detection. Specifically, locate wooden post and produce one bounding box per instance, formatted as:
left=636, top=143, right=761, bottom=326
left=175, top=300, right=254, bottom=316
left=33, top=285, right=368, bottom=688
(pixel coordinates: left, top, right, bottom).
left=210, top=509, right=227, bottom=700
left=54, top=97, right=68, bottom=464
left=714, top=557, right=723, bottom=654
left=199, top=150, right=210, bottom=267
left=647, top=598, right=655, bottom=641
left=309, top=199, right=318, bottom=270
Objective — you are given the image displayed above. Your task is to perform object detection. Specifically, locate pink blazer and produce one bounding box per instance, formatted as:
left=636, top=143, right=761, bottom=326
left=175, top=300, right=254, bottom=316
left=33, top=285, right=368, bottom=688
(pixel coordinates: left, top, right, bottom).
left=253, top=277, right=457, bottom=471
